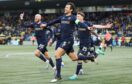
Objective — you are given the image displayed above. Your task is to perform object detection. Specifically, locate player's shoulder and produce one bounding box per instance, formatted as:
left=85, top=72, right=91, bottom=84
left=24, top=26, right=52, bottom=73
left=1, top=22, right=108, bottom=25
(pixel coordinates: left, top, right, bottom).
left=58, top=15, right=64, bottom=19
left=69, top=15, right=76, bottom=21
left=73, top=14, right=76, bottom=17
left=71, top=15, right=76, bottom=18
left=63, top=14, right=75, bottom=18
left=30, top=22, right=36, bottom=27
left=31, top=22, right=35, bottom=25
left=84, top=21, right=93, bottom=26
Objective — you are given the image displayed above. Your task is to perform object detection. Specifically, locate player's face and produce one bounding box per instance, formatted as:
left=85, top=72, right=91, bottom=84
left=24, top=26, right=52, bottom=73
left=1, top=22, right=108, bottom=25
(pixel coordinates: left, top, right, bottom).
left=77, top=14, right=84, bottom=21
left=64, top=5, right=72, bottom=14
left=34, top=15, right=41, bottom=23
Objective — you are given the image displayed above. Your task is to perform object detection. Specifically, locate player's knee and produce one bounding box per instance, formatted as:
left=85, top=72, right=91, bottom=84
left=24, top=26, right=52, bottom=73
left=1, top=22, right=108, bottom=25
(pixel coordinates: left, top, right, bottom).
left=55, top=50, right=64, bottom=59
left=34, top=50, right=40, bottom=57
left=44, top=52, right=50, bottom=59
left=68, top=53, right=78, bottom=61
left=44, top=55, right=50, bottom=59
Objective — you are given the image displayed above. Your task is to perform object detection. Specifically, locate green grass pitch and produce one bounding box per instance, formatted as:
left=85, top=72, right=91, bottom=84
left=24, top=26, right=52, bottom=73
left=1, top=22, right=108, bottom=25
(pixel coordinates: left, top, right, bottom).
left=0, top=45, right=132, bottom=84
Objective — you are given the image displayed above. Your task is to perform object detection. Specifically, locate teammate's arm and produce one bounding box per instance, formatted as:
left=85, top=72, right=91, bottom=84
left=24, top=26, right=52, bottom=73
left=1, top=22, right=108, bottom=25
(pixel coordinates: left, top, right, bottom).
left=47, top=16, right=62, bottom=26
left=19, top=12, right=34, bottom=33
left=50, top=33, right=56, bottom=45
left=46, top=27, right=55, bottom=46
left=93, top=23, right=113, bottom=29
left=40, top=16, right=62, bottom=29
left=48, top=35, right=56, bottom=46
left=46, top=27, right=53, bottom=38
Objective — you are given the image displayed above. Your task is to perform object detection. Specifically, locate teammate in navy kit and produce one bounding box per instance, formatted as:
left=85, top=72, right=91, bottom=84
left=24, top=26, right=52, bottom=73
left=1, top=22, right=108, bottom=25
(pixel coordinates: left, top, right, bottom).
left=41, top=2, right=96, bottom=82
left=48, top=24, right=62, bottom=50
left=48, top=25, right=64, bottom=67
left=28, top=14, right=56, bottom=70
left=69, top=11, right=113, bottom=80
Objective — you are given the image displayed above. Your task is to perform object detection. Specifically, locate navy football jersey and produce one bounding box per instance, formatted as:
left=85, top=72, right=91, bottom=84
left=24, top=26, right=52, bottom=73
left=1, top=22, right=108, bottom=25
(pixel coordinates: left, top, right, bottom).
left=53, top=27, right=61, bottom=41
left=30, top=22, right=52, bottom=43
left=77, top=21, right=93, bottom=45
left=47, top=15, right=77, bottom=40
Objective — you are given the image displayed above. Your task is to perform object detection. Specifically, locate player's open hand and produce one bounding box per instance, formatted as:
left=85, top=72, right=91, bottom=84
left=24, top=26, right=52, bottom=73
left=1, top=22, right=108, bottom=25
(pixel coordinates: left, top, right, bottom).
left=105, top=23, right=113, bottom=28
left=20, top=12, right=24, bottom=20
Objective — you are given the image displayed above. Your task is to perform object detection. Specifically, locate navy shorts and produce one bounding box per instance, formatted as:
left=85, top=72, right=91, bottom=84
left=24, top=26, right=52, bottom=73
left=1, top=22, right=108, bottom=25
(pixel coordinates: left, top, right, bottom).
left=36, top=37, right=48, bottom=53
left=59, top=39, right=74, bottom=54
left=77, top=45, right=91, bottom=57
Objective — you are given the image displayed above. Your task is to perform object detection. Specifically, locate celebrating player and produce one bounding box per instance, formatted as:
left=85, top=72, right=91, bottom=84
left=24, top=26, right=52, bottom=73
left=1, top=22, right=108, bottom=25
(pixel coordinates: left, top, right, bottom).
left=48, top=24, right=64, bottom=67
left=69, top=11, right=112, bottom=80
left=20, top=14, right=56, bottom=71
left=41, top=2, right=97, bottom=82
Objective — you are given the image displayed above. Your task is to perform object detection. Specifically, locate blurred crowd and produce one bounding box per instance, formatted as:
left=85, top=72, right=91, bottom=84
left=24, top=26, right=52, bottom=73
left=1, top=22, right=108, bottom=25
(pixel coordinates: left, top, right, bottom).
left=0, top=12, right=132, bottom=46
left=86, top=12, right=132, bottom=37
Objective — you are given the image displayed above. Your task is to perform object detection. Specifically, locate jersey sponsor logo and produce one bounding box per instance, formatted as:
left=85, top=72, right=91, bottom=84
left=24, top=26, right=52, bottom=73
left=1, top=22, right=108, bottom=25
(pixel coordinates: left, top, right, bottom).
left=61, top=21, right=70, bottom=24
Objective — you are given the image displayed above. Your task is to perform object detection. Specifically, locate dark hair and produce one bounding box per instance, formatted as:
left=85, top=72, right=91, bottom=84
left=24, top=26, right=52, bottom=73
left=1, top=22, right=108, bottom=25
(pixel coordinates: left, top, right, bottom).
left=77, top=11, right=85, bottom=18
left=66, top=2, right=76, bottom=13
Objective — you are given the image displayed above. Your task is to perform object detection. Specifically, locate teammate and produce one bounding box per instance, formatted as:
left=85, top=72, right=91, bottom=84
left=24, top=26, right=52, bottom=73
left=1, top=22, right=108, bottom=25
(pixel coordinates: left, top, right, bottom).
left=41, top=2, right=98, bottom=82
left=48, top=24, right=62, bottom=51
left=69, top=11, right=112, bottom=80
left=48, top=24, right=64, bottom=67
left=21, top=14, right=56, bottom=71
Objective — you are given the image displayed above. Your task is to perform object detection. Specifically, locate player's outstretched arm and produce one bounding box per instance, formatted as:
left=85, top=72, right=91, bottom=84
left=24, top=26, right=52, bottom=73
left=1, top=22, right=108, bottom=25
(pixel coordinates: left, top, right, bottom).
left=46, top=16, right=62, bottom=26
left=40, top=16, right=62, bottom=29
left=75, top=19, right=95, bottom=30
left=93, top=23, right=113, bottom=29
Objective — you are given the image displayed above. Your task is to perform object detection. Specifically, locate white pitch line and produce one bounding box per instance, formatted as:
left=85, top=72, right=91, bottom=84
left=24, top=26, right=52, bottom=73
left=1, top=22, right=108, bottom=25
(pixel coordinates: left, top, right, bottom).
left=4, top=52, right=55, bottom=58
left=5, top=52, right=33, bottom=58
